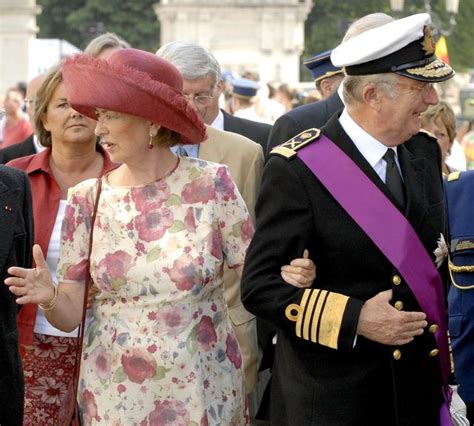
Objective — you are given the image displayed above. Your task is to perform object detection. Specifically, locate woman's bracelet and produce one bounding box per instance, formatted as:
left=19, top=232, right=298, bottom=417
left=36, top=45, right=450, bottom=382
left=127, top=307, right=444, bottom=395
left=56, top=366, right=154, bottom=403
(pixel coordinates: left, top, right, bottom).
left=38, top=285, right=59, bottom=311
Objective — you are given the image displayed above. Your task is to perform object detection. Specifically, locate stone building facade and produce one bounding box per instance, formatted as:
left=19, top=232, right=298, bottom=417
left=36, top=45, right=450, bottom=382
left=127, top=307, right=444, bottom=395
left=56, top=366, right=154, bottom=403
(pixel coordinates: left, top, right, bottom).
left=155, top=0, right=313, bottom=83
left=0, top=0, right=40, bottom=96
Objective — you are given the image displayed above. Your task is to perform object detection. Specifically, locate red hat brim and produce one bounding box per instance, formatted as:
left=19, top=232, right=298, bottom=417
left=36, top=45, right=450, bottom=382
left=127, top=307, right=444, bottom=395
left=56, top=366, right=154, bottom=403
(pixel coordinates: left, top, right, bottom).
left=62, top=53, right=207, bottom=145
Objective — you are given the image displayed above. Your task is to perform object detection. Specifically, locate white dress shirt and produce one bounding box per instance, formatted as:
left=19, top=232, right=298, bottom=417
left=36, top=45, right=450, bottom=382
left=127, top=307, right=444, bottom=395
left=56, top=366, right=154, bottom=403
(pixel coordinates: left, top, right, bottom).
left=339, top=108, right=403, bottom=183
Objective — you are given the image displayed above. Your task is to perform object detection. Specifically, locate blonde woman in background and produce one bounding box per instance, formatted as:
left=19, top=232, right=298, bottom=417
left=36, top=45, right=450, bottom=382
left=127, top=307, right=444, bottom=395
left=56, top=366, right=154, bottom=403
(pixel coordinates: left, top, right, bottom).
left=421, top=100, right=457, bottom=175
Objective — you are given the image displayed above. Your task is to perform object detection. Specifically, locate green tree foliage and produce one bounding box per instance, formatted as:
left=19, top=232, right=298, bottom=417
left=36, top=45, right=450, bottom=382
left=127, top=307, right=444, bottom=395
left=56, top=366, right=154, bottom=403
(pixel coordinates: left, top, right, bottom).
left=37, top=0, right=86, bottom=48
left=446, top=0, right=474, bottom=70
left=37, top=0, right=160, bottom=52
left=37, top=0, right=473, bottom=73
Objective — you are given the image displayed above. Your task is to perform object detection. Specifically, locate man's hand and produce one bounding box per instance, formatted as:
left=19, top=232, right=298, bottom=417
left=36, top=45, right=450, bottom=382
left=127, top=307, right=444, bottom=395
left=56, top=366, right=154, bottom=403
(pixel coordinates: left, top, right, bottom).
left=356, top=289, right=427, bottom=345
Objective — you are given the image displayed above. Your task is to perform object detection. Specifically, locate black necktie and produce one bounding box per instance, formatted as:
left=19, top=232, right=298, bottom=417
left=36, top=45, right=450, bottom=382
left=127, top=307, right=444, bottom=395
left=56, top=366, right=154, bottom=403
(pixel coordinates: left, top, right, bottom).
left=383, top=149, right=406, bottom=209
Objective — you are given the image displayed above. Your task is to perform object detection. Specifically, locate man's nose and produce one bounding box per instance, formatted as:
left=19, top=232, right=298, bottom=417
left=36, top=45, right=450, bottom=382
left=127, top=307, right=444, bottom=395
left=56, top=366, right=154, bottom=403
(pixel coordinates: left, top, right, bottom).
left=424, top=85, right=439, bottom=106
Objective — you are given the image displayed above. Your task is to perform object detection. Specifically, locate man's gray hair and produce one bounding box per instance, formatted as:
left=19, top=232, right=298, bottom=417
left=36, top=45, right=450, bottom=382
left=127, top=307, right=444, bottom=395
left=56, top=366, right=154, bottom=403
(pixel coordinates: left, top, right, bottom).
left=342, top=13, right=394, bottom=42
left=343, top=73, right=401, bottom=105
left=341, top=13, right=396, bottom=105
left=157, top=41, right=222, bottom=86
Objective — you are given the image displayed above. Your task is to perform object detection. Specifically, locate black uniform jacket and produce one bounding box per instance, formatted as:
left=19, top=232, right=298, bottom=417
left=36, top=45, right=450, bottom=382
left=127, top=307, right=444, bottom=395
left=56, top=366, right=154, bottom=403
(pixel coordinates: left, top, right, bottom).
left=259, top=91, right=344, bottom=371
left=0, top=165, right=34, bottom=425
left=222, top=109, right=272, bottom=153
left=266, top=91, right=344, bottom=156
left=241, top=114, right=447, bottom=426
left=0, top=134, right=36, bottom=164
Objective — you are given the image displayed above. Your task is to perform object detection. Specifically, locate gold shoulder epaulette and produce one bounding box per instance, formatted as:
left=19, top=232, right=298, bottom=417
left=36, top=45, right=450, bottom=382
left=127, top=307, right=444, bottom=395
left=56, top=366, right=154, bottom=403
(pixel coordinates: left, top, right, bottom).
left=271, top=128, right=321, bottom=160
left=447, top=171, right=462, bottom=182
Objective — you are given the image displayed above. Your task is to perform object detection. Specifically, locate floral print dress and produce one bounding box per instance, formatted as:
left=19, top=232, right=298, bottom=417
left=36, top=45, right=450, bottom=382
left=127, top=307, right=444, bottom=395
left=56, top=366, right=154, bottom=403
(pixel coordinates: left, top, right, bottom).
left=57, top=157, right=253, bottom=425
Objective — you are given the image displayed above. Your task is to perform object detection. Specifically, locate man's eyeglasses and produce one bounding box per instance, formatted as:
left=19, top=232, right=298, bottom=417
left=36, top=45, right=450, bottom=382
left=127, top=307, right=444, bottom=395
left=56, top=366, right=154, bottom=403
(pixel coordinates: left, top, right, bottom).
left=395, top=82, right=435, bottom=96
left=184, top=94, right=214, bottom=106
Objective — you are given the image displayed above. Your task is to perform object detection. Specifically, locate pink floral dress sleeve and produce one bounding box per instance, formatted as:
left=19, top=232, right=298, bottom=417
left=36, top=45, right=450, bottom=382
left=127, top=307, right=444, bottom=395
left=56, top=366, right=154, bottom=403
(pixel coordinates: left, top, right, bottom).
left=213, top=165, right=254, bottom=269
left=56, top=178, right=98, bottom=284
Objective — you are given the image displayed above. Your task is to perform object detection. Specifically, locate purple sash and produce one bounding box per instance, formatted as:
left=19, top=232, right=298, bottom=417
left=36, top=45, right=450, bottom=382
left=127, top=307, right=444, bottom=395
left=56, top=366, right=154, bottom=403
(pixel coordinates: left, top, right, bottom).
left=297, top=134, right=452, bottom=425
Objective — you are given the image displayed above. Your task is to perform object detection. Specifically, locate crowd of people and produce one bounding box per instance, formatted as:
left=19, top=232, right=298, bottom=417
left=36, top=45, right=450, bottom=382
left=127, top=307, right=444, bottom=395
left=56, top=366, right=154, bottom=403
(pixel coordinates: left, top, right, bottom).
left=0, top=10, right=473, bottom=426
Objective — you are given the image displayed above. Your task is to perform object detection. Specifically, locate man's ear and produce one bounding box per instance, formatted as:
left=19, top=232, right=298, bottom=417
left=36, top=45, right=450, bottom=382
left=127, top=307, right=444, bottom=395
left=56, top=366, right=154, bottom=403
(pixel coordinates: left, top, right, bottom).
left=215, top=80, right=225, bottom=97
left=319, top=78, right=332, bottom=97
left=362, top=84, right=382, bottom=109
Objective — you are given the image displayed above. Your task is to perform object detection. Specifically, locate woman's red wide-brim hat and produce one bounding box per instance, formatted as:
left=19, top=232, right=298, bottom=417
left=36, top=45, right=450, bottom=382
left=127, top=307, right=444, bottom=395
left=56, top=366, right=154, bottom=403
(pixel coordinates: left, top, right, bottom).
left=61, top=48, right=207, bottom=145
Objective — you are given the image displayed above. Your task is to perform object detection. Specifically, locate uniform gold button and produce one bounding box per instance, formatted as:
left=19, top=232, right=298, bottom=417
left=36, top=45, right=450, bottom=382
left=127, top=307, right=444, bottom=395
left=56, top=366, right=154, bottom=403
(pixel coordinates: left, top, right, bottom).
left=393, top=349, right=401, bottom=360
left=394, top=301, right=404, bottom=311
left=392, top=275, right=401, bottom=286
left=429, top=324, right=438, bottom=334
left=429, top=349, right=439, bottom=357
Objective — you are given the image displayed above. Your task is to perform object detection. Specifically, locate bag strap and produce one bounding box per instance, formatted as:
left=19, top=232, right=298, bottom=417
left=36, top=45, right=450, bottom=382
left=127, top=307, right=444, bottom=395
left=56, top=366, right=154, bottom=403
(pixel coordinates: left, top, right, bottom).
left=71, top=177, right=103, bottom=410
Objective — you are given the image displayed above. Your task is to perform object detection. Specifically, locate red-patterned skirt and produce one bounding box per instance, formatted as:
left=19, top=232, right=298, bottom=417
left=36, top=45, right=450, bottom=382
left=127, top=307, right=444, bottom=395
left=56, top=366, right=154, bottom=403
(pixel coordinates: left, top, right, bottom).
left=21, top=333, right=78, bottom=425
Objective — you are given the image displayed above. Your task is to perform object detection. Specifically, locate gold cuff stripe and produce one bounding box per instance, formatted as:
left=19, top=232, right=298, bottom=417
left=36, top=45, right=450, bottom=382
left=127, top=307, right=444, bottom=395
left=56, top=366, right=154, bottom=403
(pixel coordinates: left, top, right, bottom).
left=296, top=289, right=311, bottom=338
left=319, top=292, right=349, bottom=349
left=302, top=289, right=320, bottom=340
left=285, top=289, right=349, bottom=350
left=312, top=290, right=329, bottom=343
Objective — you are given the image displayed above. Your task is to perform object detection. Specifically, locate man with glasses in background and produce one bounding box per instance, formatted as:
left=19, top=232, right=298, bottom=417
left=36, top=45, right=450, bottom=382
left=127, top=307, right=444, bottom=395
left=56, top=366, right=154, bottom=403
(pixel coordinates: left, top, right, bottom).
left=157, top=41, right=271, bottom=152
left=157, top=41, right=264, bottom=405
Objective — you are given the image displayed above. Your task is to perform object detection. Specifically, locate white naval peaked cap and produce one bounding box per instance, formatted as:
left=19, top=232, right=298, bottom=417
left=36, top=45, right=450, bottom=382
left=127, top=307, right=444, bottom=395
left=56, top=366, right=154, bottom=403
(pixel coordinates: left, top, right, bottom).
left=331, top=13, right=454, bottom=82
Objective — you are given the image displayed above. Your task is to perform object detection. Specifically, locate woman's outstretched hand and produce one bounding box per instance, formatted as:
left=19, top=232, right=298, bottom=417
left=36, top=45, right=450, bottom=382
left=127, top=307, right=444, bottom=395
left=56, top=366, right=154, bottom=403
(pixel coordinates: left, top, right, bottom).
left=281, top=249, right=316, bottom=288
left=5, top=244, right=55, bottom=305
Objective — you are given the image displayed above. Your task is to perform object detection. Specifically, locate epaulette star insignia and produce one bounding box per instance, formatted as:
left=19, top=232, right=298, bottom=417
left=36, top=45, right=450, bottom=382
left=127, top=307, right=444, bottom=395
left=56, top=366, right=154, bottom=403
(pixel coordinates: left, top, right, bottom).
left=271, top=128, right=321, bottom=160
